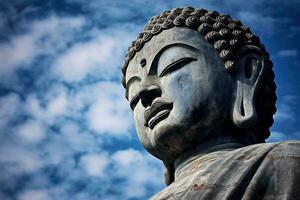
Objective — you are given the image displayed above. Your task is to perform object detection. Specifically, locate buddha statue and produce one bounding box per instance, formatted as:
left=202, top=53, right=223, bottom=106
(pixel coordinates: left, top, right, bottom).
left=121, top=7, right=300, bottom=200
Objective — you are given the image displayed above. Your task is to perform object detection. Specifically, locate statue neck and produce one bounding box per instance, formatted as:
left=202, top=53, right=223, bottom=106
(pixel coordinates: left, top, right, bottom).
left=173, top=134, right=245, bottom=181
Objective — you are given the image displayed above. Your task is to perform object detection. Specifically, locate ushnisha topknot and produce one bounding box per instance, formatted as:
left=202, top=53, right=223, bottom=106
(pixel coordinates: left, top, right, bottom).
left=121, top=7, right=276, bottom=141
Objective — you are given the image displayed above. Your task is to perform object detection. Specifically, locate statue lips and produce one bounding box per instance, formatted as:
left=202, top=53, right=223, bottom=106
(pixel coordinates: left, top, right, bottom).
left=144, top=98, right=173, bottom=129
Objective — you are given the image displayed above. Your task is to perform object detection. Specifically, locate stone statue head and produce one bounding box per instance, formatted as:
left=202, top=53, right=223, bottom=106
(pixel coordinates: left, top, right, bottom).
left=121, top=7, right=276, bottom=184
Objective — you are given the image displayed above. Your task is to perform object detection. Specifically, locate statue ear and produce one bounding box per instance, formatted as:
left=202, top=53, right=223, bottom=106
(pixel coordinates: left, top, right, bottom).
left=232, top=46, right=266, bottom=128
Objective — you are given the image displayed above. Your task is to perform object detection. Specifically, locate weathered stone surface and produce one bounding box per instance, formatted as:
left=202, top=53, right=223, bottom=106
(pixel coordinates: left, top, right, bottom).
left=151, top=141, right=300, bottom=200
left=121, top=6, right=299, bottom=200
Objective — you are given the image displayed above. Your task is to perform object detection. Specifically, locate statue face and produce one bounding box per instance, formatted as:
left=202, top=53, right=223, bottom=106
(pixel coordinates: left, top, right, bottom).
left=125, top=27, right=233, bottom=162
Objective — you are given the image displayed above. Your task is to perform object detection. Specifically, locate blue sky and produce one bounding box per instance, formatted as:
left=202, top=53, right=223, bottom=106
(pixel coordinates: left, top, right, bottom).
left=0, top=0, right=299, bottom=199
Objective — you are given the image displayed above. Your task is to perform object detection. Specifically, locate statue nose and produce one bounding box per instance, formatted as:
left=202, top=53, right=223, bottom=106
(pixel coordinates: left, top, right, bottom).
left=138, top=85, right=161, bottom=108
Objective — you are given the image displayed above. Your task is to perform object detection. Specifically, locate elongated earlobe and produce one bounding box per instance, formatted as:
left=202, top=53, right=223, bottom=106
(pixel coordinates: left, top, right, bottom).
left=233, top=78, right=258, bottom=128
left=232, top=46, right=265, bottom=128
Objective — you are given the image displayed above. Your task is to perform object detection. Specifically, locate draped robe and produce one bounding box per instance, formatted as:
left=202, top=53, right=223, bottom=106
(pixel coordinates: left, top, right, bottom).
left=150, top=141, right=300, bottom=200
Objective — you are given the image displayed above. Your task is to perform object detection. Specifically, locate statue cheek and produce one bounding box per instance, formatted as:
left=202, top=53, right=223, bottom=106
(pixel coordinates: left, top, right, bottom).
left=175, top=73, right=191, bottom=89
left=162, top=72, right=192, bottom=95
left=134, top=116, right=148, bottom=141
left=161, top=73, right=195, bottom=113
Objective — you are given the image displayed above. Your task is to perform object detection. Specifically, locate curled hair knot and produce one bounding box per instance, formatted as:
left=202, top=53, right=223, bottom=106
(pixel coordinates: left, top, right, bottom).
left=205, top=31, right=221, bottom=42
left=185, top=16, right=200, bottom=29
left=134, top=38, right=144, bottom=51
left=198, top=23, right=213, bottom=35
left=151, top=24, right=162, bottom=35
left=220, top=49, right=234, bottom=61
left=174, top=16, right=186, bottom=26
left=142, top=31, right=152, bottom=42
left=162, top=19, right=174, bottom=29
left=214, top=40, right=229, bottom=51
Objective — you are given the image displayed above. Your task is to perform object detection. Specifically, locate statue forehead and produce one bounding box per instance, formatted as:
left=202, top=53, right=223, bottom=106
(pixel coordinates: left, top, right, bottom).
left=126, top=27, right=210, bottom=82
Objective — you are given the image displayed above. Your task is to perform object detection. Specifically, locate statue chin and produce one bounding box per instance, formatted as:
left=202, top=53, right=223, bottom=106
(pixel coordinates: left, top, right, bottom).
left=140, top=104, right=230, bottom=162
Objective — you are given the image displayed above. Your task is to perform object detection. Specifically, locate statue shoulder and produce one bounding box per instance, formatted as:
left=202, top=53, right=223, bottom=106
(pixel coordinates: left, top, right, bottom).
left=267, top=140, right=300, bottom=159
left=241, top=140, right=300, bottom=163
left=149, top=141, right=300, bottom=200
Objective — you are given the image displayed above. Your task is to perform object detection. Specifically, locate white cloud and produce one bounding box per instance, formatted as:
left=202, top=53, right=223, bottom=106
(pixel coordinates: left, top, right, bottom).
left=24, top=85, right=68, bottom=125
left=236, top=11, right=275, bottom=35
left=0, top=15, right=86, bottom=82
left=275, top=104, right=295, bottom=121
left=80, top=153, right=109, bottom=177
left=0, top=146, right=43, bottom=174
left=0, top=93, right=22, bottom=131
left=112, top=148, right=162, bottom=184
left=16, top=120, right=46, bottom=143
left=268, top=131, right=300, bottom=142
left=5, top=81, right=132, bottom=139
left=275, top=95, right=298, bottom=122
left=87, top=98, right=130, bottom=135
left=65, top=0, right=167, bottom=23
left=113, top=148, right=144, bottom=168
left=277, top=49, right=298, bottom=57
left=51, top=25, right=136, bottom=82
left=60, top=121, right=100, bottom=152
left=18, top=189, right=50, bottom=200
left=46, top=92, right=68, bottom=118
left=112, top=148, right=163, bottom=199
left=267, top=131, right=286, bottom=142
left=52, top=36, right=117, bottom=82
left=86, top=81, right=132, bottom=136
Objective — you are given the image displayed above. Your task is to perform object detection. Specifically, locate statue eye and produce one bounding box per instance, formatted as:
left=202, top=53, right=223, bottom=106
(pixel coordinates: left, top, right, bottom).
left=130, top=95, right=140, bottom=110
left=159, top=57, right=197, bottom=77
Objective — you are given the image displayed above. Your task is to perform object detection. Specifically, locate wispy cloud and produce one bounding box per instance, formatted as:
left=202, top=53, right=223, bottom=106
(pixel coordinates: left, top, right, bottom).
left=80, top=153, right=109, bottom=177
left=18, top=190, right=50, bottom=200
left=236, top=11, right=276, bottom=35
left=16, top=120, right=46, bottom=144
left=274, top=95, right=298, bottom=122
left=268, top=131, right=300, bottom=142
left=0, top=93, right=23, bottom=132
left=51, top=26, right=135, bottom=83
left=0, top=146, right=43, bottom=174
left=0, top=15, right=86, bottom=83
left=276, top=49, right=298, bottom=58
left=111, top=149, right=164, bottom=199
left=86, top=82, right=132, bottom=136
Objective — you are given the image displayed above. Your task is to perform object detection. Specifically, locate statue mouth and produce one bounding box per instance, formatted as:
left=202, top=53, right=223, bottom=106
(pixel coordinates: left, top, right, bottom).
left=144, top=98, right=173, bottom=129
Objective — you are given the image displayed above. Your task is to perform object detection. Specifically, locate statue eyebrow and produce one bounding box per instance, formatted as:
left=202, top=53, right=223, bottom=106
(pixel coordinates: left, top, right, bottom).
left=125, top=76, right=142, bottom=98
left=148, top=43, right=200, bottom=75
